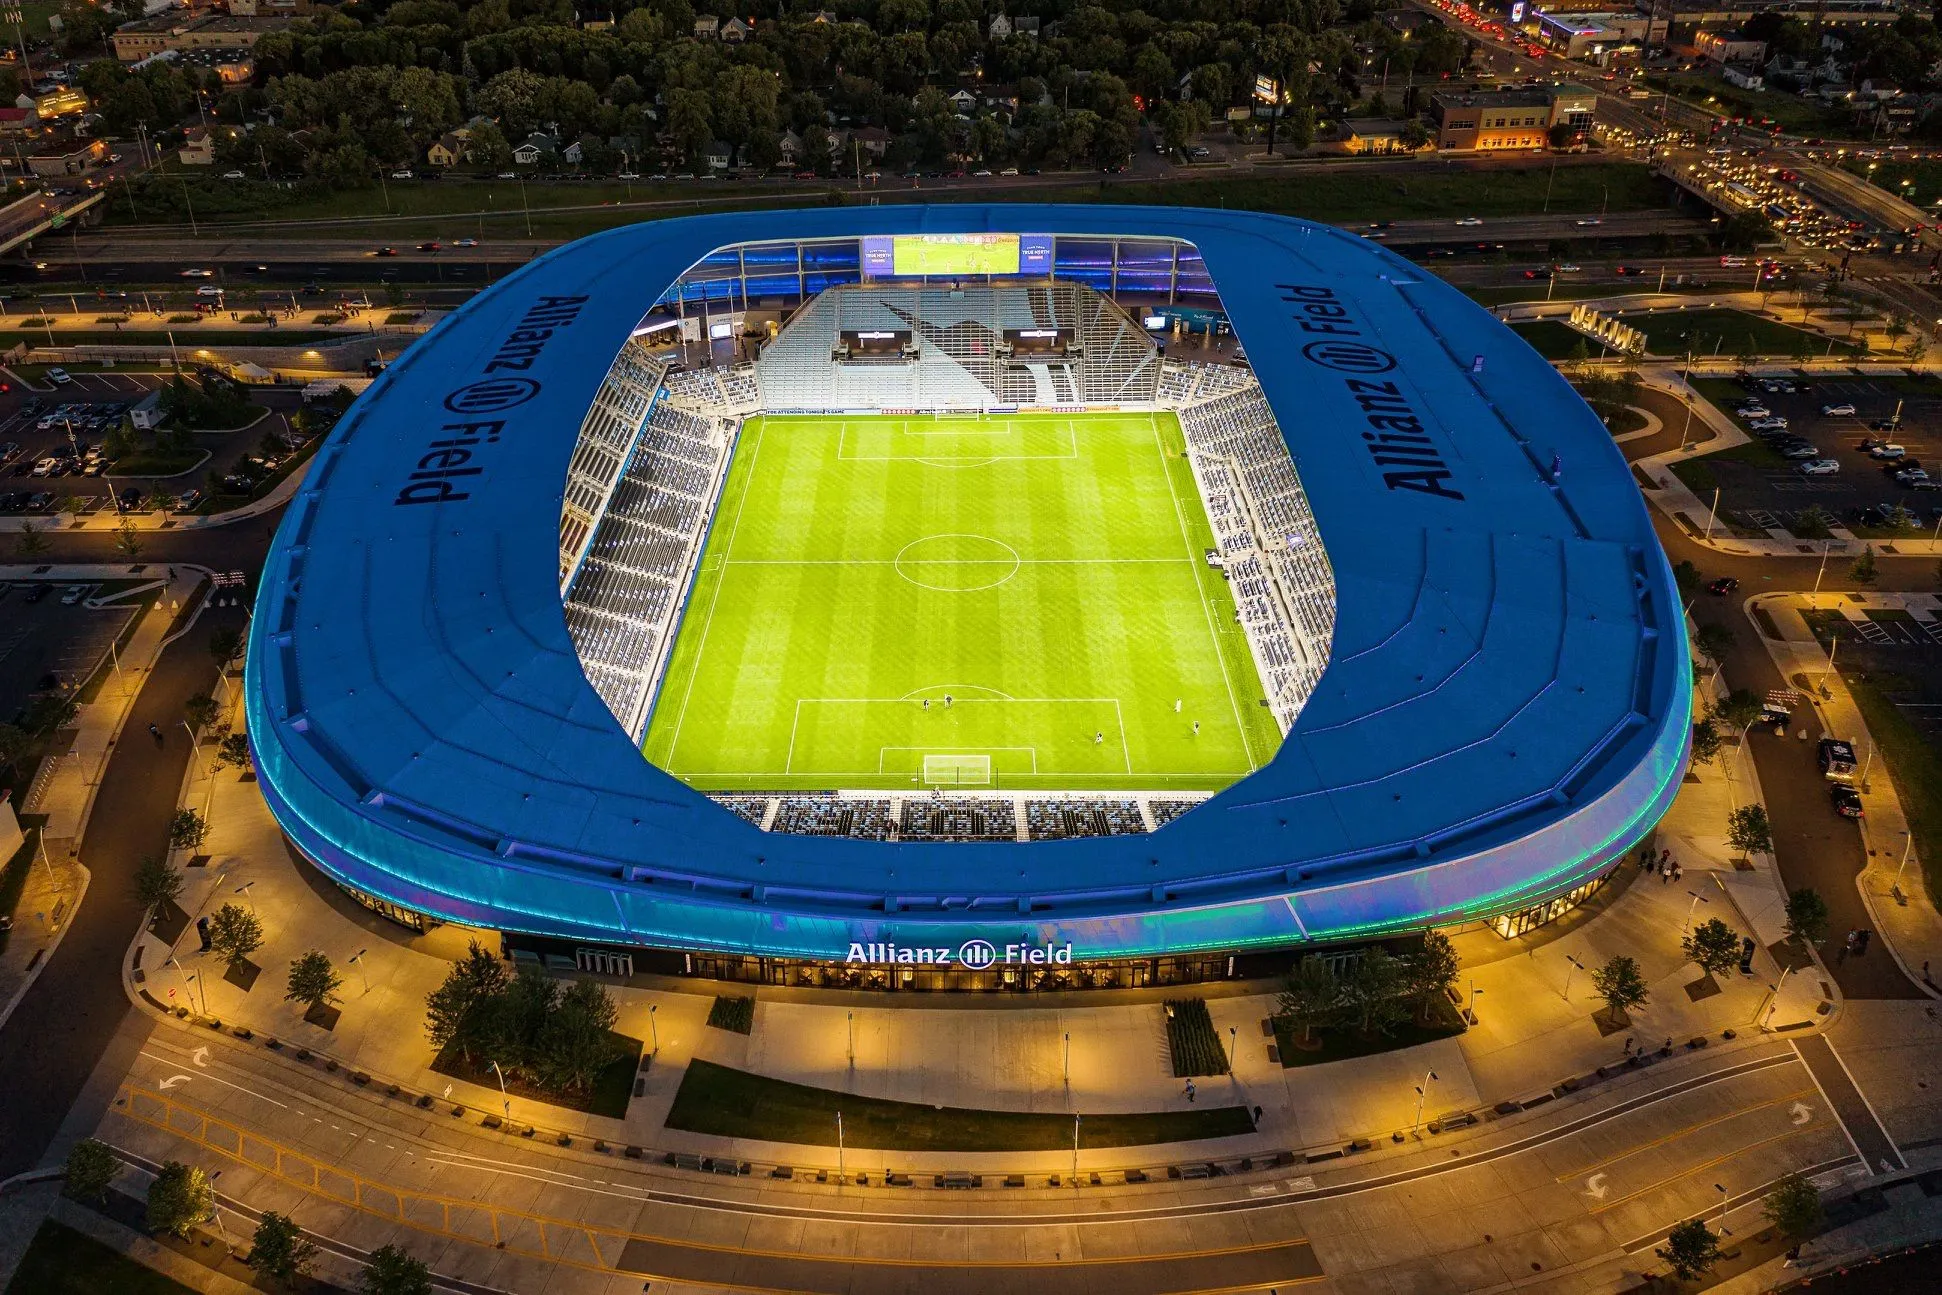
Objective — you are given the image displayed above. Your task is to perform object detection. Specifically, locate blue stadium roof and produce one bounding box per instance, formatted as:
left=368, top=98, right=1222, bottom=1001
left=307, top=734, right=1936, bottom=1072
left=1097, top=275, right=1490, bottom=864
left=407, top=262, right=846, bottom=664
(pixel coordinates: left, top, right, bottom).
left=247, top=204, right=1689, bottom=961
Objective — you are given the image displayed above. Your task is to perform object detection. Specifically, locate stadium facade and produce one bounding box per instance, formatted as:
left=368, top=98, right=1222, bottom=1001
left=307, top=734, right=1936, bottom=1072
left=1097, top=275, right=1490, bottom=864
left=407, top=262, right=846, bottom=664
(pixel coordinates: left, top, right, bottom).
left=247, top=205, right=1690, bottom=989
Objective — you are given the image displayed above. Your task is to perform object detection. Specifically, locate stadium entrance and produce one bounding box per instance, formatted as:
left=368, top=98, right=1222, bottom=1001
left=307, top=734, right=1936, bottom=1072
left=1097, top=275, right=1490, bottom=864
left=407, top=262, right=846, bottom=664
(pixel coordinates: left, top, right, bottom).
left=684, top=951, right=1237, bottom=992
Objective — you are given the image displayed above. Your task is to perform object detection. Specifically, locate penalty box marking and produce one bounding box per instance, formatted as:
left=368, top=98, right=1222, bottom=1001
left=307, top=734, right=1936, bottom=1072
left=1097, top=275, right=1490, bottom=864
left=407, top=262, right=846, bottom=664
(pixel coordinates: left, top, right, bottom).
left=833, top=419, right=1080, bottom=462
left=786, top=697, right=1131, bottom=777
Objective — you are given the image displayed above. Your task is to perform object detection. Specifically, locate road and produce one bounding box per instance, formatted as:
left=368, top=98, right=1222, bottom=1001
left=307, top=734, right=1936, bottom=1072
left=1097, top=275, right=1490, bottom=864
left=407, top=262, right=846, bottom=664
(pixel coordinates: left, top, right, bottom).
left=0, top=519, right=269, bottom=1180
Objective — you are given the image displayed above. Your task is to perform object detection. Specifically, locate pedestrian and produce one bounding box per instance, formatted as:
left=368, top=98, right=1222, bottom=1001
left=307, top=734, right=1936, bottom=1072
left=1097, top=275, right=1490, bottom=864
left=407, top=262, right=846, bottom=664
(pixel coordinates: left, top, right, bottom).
left=1662, top=867, right=1672, bottom=885
left=1923, top=960, right=1933, bottom=986
left=1623, top=1036, right=1635, bottom=1054
left=922, top=698, right=929, bottom=711
left=944, top=694, right=952, bottom=708
left=1647, top=854, right=1657, bottom=874
left=1662, top=1037, right=1672, bottom=1053
left=1660, top=848, right=1672, bottom=869
left=1185, top=1079, right=1196, bottom=1103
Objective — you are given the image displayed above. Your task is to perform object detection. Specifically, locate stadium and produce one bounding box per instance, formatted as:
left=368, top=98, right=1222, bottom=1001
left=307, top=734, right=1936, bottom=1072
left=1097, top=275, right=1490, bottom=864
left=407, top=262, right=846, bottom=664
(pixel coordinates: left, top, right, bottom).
left=246, top=205, right=1690, bottom=990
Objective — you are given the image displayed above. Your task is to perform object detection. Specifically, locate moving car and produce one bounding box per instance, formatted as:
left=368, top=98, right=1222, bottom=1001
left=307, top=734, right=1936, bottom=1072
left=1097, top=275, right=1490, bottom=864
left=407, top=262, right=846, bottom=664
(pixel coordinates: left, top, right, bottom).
left=1707, top=577, right=1740, bottom=595
left=1454, top=217, right=1484, bottom=226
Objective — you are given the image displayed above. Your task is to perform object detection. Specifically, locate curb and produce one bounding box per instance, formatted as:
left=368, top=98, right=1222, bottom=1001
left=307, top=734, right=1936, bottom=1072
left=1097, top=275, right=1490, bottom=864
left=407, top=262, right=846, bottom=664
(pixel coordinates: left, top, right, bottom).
left=0, top=858, right=90, bottom=1035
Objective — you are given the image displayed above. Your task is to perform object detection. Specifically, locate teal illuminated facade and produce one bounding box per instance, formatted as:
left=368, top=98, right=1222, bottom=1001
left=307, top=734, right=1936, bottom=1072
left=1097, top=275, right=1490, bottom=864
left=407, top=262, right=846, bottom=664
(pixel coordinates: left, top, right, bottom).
left=246, top=205, right=1690, bottom=963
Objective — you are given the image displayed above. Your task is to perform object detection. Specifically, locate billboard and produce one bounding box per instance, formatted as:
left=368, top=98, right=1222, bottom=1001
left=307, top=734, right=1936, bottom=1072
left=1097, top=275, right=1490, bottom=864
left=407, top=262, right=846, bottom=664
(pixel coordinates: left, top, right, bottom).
left=860, top=233, right=1052, bottom=277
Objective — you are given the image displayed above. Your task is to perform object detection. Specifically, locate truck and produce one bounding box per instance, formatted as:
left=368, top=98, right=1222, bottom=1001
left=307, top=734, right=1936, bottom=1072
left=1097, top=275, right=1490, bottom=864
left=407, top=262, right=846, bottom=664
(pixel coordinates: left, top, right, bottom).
left=1817, top=738, right=1858, bottom=782
left=129, top=389, right=166, bottom=432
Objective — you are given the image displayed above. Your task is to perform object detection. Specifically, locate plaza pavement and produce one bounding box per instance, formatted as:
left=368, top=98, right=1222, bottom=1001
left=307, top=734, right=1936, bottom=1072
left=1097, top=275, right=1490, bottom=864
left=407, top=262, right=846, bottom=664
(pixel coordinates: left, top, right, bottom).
left=115, top=658, right=1829, bottom=1184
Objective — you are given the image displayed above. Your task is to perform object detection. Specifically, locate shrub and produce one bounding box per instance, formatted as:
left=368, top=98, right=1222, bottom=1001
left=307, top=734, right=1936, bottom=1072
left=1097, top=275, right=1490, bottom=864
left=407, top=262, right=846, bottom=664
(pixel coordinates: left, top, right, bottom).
left=1164, top=998, right=1228, bottom=1076
left=706, top=995, right=756, bottom=1034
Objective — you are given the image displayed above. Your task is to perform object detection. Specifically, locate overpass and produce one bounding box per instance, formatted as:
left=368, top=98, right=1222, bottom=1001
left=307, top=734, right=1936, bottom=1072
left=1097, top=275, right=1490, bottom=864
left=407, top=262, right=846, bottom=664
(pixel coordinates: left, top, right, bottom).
left=0, top=188, right=105, bottom=258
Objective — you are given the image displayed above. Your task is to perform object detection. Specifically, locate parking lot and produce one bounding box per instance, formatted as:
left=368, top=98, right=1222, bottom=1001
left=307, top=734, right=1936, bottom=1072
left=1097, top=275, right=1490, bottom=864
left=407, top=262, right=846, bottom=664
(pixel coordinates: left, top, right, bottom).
left=1685, top=375, right=1942, bottom=539
left=0, top=581, right=139, bottom=723
left=0, top=379, right=302, bottom=517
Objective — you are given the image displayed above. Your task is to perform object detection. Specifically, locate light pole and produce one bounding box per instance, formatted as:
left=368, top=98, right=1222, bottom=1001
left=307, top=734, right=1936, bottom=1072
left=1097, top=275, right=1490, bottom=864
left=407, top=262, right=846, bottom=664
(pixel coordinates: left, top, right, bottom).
left=1561, top=951, right=1587, bottom=1001
left=234, top=880, right=255, bottom=914
left=348, top=948, right=369, bottom=993
left=1761, top=965, right=1794, bottom=1029
left=489, top=1059, right=510, bottom=1121
left=1682, top=890, right=1711, bottom=936
left=1228, top=1026, right=1236, bottom=1077
left=847, top=1010, right=853, bottom=1068
left=1893, top=832, right=1916, bottom=901
left=1062, top=1031, right=1070, bottom=1088
left=650, top=1003, right=659, bottom=1055
left=1072, top=1113, right=1081, bottom=1187
left=1714, top=1181, right=1732, bottom=1236
left=1411, top=1069, right=1439, bottom=1138
left=1466, top=979, right=1484, bottom=1025
left=1703, top=485, right=1721, bottom=541
left=836, top=1110, right=845, bottom=1186
left=1812, top=539, right=1831, bottom=597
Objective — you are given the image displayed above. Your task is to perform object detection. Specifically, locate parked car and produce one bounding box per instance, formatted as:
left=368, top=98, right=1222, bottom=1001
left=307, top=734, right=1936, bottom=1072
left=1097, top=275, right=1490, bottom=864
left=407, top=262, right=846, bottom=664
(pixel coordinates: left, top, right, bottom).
left=22, top=583, right=49, bottom=603
left=1797, top=458, right=1840, bottom=475
left=1829, top=785, right=1864, bottom=818
left=1869, top=443, right=1907, bottom=459
left=46, top=367, right=71, bottom=385
left=1748, top=417, right=1789, bottom=431
left=59, top=584, right=85, bottom=605
left=1819, top=402, right=1857, bottom=416
left=1869, top=418, right=1901, bottom=430
left=221, top=170, right=245, bottom=180
left=1895, top=466, right=1932, bottom=486
left=1736, top=404, right=1770, bottom=419
left=1778, top=443, right=1822, bottom=459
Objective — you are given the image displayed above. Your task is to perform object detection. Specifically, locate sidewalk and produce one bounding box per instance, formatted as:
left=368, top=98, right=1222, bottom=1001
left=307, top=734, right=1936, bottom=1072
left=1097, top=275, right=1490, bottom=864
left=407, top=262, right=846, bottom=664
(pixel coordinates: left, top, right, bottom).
left=1749, top=592, right=1942, bottom=997
left=123, top=683, right=1828, bottom=1180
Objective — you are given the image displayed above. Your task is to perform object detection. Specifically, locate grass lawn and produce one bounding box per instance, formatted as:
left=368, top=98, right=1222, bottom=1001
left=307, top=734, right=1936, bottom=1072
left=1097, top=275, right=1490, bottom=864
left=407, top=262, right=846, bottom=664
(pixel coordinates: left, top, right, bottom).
left=109, top=450, right=205, bottom=477
left=1842, top=670, right=1942, bottom=906
left=432, top=1033, right=642, bottom=1118
left=666, top=1059, right=1253, bottom=1150
left=644, top=412, right=1279, bottom=793
left=1511, top=321, right=1592, bottom=361
left=1643, top=73, right=1845, bottom=135
left=1668, top=440, right=1790, bottom=496
left=1624, top=309, right=1853, bottom=359
left=1271, top=999, right=1468, bottom=1069
left=1844, top=159, right=1942, bottom=209
left=3, top=1220, right=195, bottom=1295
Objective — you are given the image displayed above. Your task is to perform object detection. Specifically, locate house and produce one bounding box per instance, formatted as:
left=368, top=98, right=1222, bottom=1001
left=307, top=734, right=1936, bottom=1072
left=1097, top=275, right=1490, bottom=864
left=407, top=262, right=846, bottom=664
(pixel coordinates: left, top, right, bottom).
left=779, top=129, right=803, bottom=162
left=703, top=139, right=733, bottom=170
left=947, top=89, right=978, bottom=115
left=808, top=10, right=837, bottom=22
left=561, top=138, right=583, bottom=165
left=0, top=106, right=35, bottom=135
left=720, top=16, right=750, bottom=42
left=1014, top=16, right=1039, bottom=36
left=426, top=130, right=467, bottom=167
left=512, top=133, right=555, bottom=165
left=179, top=125, right=214, bottom=165
left=850, top=125, right=890, bottom=158
left=1720, top=64, right=1764, bottom=92
left=989, top=14, right=1011, bottom=38
left=1695, top=30, right=1767, bottom=67
left=692, top=14, right=718, bottom=38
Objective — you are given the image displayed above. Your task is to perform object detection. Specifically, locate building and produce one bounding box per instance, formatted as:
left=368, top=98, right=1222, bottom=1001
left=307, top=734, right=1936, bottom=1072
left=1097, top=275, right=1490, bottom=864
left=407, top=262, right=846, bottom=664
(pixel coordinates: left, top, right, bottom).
left=1530, top=11, right=1653, bottom=60
left=426, top=131, right=466, bottom=168
left=179, top=125, right=213, bottom=165
left=1430, top=84, right=1597, bottom=150
left=1694, top=29, right=1768, bottom=64
left=1342, top=119, right=1430, bottom=154
left=720, top=16, right=750, bottom=41
left=246, top=205, right=1689, bottom=989
left=24, top=86, right=88, bottom=119
left=0, top=107, right=35, bottom=135
left=691, top=14, right=718, bottom=37
left=111, top=14, right=291, bottom=62
left=28, top=138, right=106, bottom=175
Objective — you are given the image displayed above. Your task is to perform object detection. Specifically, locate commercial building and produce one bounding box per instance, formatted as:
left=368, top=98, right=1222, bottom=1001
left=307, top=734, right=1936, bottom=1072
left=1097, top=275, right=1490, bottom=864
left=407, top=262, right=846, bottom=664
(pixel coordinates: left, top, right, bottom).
left=1429, top=84, right=1598, bottom=150
left=247, top=206, right=1689, bottom=989
left=111, top=14, right=291, bottom=63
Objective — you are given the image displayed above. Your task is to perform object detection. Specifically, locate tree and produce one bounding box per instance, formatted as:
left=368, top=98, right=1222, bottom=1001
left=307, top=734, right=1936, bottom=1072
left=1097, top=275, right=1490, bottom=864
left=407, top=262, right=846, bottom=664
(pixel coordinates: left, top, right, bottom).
left=114, top=518, right=145, bottom=559
left=1407, top=930, right=1460, bottom=1020
left=0, top=721, right=28, bottom=777
left=1275, top=955, right=1339, bottom=1046
left=533, top=978, right=624, bottom=1093
left=1694, top=623, right=1735, bottom=674
left=424, top=939, right=510, bottom=1061
left=250, top=1211, right=318, bottom=1286
left=1727, top=804, right=1773, bottom=858
left=1713, top=689, right=1763, bottom=735
left=1672, top=559, right=1701, bottom=602
left=1343, top=949, right=1410, bottom=1036
left=286, top=951, right=343, bottom=1014
left=1784, top=887, right=1830, bottom=948
left=217, top=731, right=252, bottom=771
left=1794, top=505, right=1833, bottom=540
left=1690, top=716, right=1722, bottom=765
left=14, top=520, right=49, bottom=558
left=1592, top=954, right=1648, bottom=1021
left=133, top=854, right=183, bottom=916
left=63, top=1138, right=118, bottom=1203
left=184, top=693, right=219, bottom=733
left=21, top=692, right=77, bottom=738
left=208, top=903, right=264, bottom=971
left=145, top=1160, right=214, bottom=1238
left=1655, top=1217, right=1723, bottom=1281
left=1763, top=1172, right=1824, bottom=1244
left=208, top=627, right=244, bottom=675
left=1683, top=917, right=1742, bottom=978
left=361, top=1244, right=434, bottom=1295
left=1849, top=543, right=1878, bottom=587
left=169, top=807, right=208, bottom=852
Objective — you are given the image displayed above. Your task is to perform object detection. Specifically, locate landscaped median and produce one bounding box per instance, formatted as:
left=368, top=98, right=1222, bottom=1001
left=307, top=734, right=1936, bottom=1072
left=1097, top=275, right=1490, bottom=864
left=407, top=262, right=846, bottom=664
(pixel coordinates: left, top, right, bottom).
left=665, top=1059, right=1253, bottom=1151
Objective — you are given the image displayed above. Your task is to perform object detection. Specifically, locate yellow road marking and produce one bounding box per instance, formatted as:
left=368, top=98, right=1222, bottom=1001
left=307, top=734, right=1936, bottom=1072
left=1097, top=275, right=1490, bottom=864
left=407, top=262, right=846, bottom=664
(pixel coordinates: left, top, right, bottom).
left=1552, top=1088, right=1818, bottom=1181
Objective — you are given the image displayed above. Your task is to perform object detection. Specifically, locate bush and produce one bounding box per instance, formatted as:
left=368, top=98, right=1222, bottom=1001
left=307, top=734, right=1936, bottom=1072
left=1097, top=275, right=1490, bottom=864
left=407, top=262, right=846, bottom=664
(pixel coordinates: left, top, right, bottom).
left=1164, top=998, right=1228, bottom=1076
left=145, top=1160, right=213, bottom=1238
left=62, top=1139, right=117, bottom=1203
left=706, top=995, right=756, bottom=1034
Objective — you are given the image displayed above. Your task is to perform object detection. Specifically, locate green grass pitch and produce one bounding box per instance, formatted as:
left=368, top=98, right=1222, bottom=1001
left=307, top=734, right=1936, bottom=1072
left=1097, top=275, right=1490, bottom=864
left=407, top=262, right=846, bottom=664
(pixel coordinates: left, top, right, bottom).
left=642, top=411, right=1281, bottom=793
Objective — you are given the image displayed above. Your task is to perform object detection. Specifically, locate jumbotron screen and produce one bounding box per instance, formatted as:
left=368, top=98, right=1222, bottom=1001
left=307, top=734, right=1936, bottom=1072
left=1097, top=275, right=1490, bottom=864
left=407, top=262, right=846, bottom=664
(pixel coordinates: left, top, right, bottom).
left=862, top=233, right=1053, bottom=277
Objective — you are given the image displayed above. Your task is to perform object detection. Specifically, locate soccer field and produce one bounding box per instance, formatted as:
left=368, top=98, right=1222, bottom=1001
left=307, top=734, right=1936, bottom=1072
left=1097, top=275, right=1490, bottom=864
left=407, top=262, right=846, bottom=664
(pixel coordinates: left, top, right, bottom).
left=642, top=412, right=1280, bottom=793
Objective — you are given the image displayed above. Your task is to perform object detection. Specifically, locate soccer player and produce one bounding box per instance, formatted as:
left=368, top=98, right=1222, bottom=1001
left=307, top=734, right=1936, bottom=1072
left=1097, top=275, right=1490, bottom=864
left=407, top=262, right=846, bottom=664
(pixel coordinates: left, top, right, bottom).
left=1192, top=721, right=1200, bottom=736
left=944, top=694, right=952, bottom=708
left=922, top=698, right=930, bottom=711
left=1173, top=699, right=1182, bottom=713
left=1094, top=731, right=1103, bottom=745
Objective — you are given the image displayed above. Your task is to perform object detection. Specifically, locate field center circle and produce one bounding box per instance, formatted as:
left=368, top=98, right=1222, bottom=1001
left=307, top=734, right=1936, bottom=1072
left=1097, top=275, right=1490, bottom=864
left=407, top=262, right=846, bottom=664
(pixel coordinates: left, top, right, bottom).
left=893, top=534, right=1021, bottom=592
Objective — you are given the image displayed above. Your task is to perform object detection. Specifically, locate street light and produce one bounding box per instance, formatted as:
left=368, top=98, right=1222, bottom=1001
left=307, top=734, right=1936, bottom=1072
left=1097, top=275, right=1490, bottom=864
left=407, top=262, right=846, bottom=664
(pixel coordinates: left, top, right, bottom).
left=348, top=947, right=369, bottom=993
left=1714, top=1181, right=1733, bottom=1236
left=1682, top=890, right=1711, bottom=936
left=1761, top=965, right=1795, bottom=1029
left=1411, top=1069, right=1439, bottom=1137
left=650, top=1003, right=659, bottom=1056
left=1466, top=978, right=1484, bottom=1025
left=489, top=1059, right=510, bottom=1121
left=234, top=880, right=255, bottom=914
left=1062, top=1031, right=1070, bottom=1087
left=1561, top=951, right=1587, bottom=1001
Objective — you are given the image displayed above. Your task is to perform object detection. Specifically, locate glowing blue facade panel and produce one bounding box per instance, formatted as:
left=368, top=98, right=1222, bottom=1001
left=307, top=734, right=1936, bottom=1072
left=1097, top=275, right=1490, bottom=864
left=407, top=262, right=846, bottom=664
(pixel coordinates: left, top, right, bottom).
left=246, top=205, right=1689, bottom=960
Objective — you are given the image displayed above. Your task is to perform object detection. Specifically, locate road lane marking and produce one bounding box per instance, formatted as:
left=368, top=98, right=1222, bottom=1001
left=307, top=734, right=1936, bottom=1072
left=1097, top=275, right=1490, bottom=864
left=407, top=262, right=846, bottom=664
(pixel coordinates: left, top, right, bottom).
left=1551, top=1087, right=1817, bottom=1181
